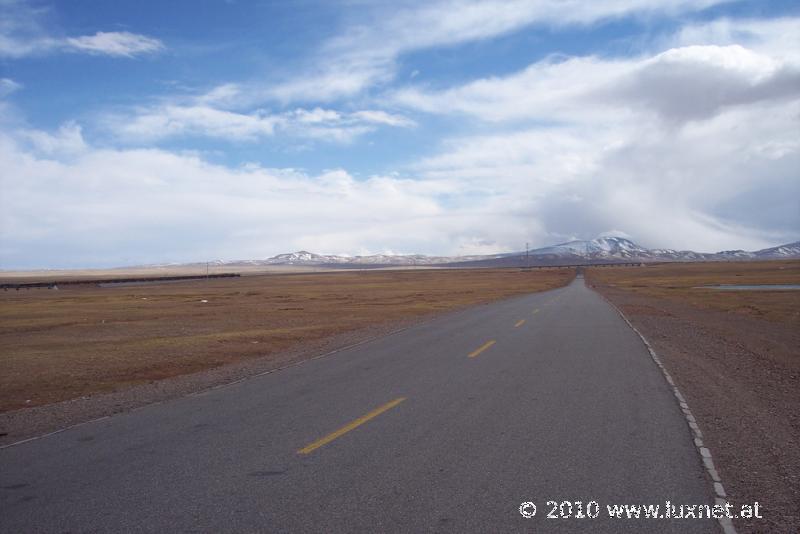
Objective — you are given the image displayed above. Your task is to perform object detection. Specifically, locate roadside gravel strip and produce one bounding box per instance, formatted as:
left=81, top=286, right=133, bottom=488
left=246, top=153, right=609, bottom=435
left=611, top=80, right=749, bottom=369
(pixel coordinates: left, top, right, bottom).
left=590, top=283, right=800, bottom=534
left=596, top=291, right=736, bottom=534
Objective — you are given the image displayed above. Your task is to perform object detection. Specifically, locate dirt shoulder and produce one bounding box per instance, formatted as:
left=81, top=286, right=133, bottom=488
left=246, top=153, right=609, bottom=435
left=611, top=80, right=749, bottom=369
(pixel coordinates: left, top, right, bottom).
left=588, top=262, right=799, bottom=533
left=0, top=268, right=573, bottom=446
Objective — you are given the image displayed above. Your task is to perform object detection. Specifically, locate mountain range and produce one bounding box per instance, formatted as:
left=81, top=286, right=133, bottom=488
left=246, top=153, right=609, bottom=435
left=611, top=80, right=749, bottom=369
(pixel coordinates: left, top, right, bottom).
left=201, top=237, right=800, bottom=268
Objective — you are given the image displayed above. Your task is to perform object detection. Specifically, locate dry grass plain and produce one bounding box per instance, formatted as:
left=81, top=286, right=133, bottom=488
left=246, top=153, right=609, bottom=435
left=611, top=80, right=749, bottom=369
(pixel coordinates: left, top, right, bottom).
left=0, top=268, right=573, bottom=413
left=587, top=260, right=800, bottom=324
left=0, top=263, right=327, bottom=283
left=587, top=260, right=800, bottom=533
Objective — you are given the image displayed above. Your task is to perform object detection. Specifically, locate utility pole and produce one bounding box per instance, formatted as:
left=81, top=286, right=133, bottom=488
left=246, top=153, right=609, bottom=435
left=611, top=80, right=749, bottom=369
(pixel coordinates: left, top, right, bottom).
left=525, top=242, right=529, bottom=270
left=585, top=239, right=589, bottom=270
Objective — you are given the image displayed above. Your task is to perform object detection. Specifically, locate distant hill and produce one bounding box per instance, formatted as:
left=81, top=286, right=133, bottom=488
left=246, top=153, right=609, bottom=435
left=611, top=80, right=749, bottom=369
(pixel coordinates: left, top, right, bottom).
left=453, top=237, right=800, bottom=267
left=190, top=237, right=800, bottom=269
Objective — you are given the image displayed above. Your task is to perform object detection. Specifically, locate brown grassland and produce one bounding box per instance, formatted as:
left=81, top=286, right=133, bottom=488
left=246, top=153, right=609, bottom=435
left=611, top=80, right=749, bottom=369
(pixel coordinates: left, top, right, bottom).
left=587, top=260, right=800, bottom=324
left=0, top=268, right=573, bottom=413
left=0, top=263, right=325, bottom=283
left=587, top=260, right=800, bottom=533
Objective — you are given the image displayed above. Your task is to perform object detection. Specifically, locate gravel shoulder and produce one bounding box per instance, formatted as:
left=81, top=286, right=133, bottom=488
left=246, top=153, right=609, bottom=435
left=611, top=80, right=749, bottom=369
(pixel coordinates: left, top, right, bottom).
left=590, top=281, right=799, bottom=533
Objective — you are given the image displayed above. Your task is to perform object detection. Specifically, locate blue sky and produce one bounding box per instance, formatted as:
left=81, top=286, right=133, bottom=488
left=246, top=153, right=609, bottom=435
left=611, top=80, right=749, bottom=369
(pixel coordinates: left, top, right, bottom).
left=1, top=0, right=798, bottom=268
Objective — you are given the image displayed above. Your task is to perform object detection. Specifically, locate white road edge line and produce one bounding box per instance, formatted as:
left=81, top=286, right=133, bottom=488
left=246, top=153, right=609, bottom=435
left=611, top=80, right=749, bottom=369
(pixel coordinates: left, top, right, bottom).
left=597, top=290, right=737, bottom=534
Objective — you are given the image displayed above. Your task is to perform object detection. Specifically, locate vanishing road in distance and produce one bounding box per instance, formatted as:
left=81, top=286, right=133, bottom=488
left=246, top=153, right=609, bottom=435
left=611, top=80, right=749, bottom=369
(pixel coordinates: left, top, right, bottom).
left=1, top=275, right=715, bottom=533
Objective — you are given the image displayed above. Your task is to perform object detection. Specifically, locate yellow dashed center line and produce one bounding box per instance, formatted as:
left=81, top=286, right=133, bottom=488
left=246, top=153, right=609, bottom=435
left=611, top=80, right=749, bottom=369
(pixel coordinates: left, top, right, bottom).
left=532, top=308, right=540, bottom=315
left=297, top=397, right=406, bottom=454
left=468, top=339, right=496, bottom=359
left=514, top=319, right=526, bottom=328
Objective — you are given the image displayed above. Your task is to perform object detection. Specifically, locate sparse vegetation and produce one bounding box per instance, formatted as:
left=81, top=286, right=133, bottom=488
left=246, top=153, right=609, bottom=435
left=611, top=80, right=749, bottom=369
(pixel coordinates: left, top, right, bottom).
left=587, top=260, right=800, bottom=325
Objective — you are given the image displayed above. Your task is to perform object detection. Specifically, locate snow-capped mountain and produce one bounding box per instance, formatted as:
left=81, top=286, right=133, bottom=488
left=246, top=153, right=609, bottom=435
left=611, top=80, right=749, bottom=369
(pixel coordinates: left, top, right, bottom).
left=529, top=237, right=651, bottom=259
left=524, top=237, right=800, bottom=262
left=534, top=237, right=728, bottom=262
left=188, top=237, right=800, bottom=268
left=752, top=241, right=800, bottom=258
left=259, top=250, right=504, bottom=266
left=268, top=251, right=346, bottom=264
left=514, top=237, right=800, bottom=264
left=204, top=251, right=505, bottom=267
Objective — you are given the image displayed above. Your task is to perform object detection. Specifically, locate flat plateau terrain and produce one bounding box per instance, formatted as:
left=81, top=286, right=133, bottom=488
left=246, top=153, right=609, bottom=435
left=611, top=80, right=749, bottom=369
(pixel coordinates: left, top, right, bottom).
left=588, top=260, right=800, bottom=533
left=588, top=260, right=800, bottom=324
left=3, top=270, right=716, bottom=533
left=0, top=263, right=337, bottom=283
left=0, top=268, right=572, bottom=413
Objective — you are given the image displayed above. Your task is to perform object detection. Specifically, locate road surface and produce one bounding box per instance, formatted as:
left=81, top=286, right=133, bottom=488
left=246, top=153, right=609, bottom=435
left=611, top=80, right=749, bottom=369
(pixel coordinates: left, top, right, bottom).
left=1, top=275, right=716, bottom=532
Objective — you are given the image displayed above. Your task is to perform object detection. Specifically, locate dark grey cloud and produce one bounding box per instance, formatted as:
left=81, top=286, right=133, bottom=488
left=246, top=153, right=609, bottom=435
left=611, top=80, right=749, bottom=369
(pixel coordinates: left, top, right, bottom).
left=612, top=45, right=800, bottom=122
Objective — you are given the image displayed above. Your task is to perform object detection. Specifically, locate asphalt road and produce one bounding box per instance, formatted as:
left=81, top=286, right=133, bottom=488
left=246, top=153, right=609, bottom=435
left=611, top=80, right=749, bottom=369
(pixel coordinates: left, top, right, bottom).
left=1, top=274, right=716, bottom=533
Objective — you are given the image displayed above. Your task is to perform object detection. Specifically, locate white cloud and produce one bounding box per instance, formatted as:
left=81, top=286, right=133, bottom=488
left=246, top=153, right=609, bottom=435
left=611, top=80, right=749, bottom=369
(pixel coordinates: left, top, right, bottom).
left=109, top=104, right=414, bottom=144
left=393, top=44, right=800, bottom=124
left=19, top=121, right=87, bottom=156
left=610, top=45, right=800, bottom=123
left=2, top=5, right=797, bottom=267
left=0, top=131, right=486, bottom=268
left=115, top=105, right=280, bottom=142
left=0, top=2, right=162, bottom=58
left=3, top=88, right=796, bottom=269
left=671, top=16, right=800, bottom=62
left=64, top=31, right=163, bottom=57
left=412, top=96, right=799, bottom=251
left=0, top=30, right=163, bottom=58
left=195, top=83, right=243, bottom=106
left=393, top=22, right=800, bottom=252
left=0, top=78, right=22, bottom=97
left=265, top=0, right=733, bottom=102
left=291, top=107, right=342, bottom=124
left=0, top=78, right=22, bottom=103
left=351, top=110, right=416, bottom=127
left=392, top=55, right=635, bottom=123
